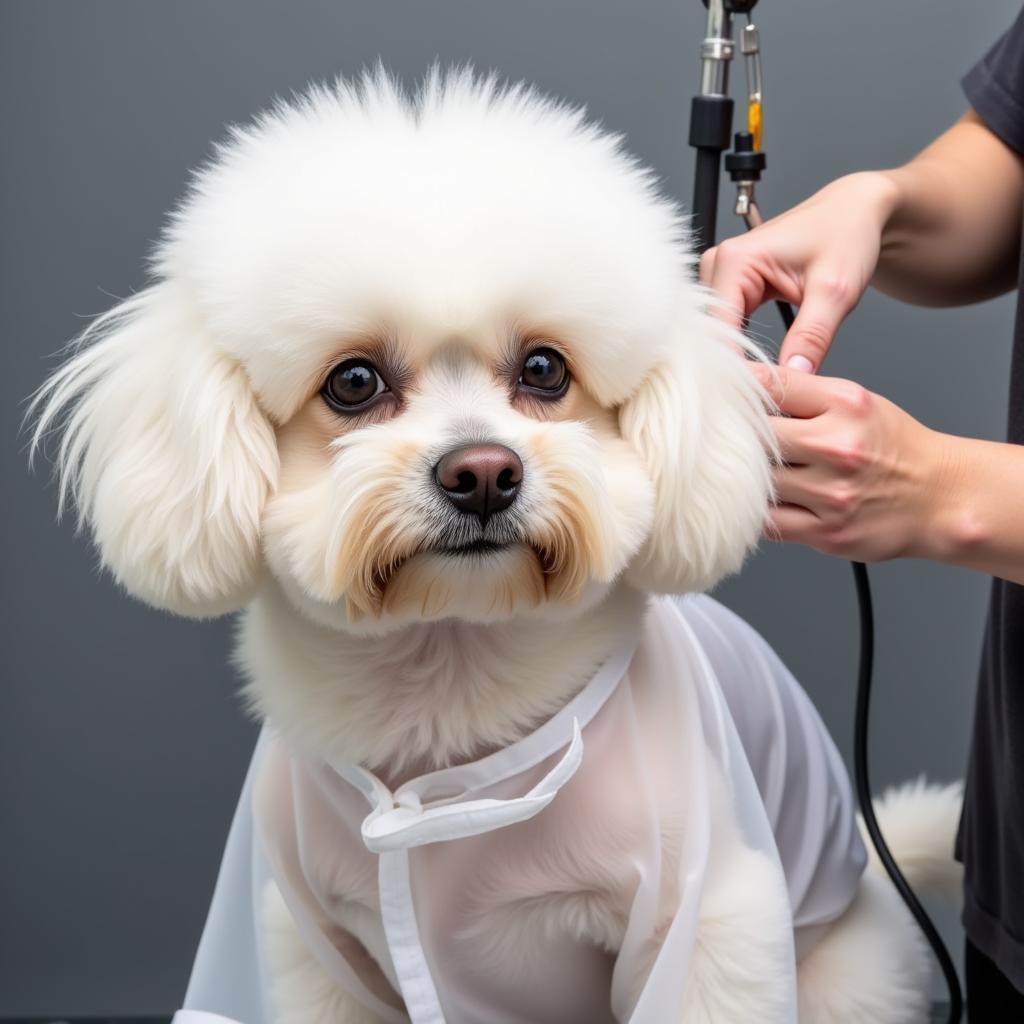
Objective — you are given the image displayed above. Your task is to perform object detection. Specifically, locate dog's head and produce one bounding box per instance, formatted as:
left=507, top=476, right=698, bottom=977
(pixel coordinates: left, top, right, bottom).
left=32, top=70, right=773, bottom=635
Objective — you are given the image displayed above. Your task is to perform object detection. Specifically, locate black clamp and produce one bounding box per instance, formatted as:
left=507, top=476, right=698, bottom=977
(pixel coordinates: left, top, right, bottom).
left=701, top=0, right=760, bottom=11
left=724, top=130, right=766, bottom=183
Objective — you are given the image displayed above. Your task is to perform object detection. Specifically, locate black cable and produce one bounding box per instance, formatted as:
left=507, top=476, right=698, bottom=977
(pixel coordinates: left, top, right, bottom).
left=852, top=560, right=964, bottom=1024
left=772, top=297, right=964, bottom=1024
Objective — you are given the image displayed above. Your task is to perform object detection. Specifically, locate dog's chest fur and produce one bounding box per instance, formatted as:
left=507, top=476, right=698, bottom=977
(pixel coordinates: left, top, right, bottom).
left=257, top=717, right=686, bottom=1007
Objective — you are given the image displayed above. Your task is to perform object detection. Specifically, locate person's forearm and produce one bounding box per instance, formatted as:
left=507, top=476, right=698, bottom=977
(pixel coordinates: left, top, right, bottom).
left=869, top=112, right=1024, bottom=306
left=916, top=433, right=1024, bottom=585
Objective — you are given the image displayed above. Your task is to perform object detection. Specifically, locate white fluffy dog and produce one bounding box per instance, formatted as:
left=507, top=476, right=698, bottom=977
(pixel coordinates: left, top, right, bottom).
left=32, top=70, right=959, bottom=1023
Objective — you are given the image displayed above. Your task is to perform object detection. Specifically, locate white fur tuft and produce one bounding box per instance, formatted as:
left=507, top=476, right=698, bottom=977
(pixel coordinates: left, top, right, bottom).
left=28, top=285, right=278, bottom=616
left=860, top=777, right=964, bottom=899
left=796, top=873, right=931, bottom=1024
left=620, top=318, right=777, bottom=594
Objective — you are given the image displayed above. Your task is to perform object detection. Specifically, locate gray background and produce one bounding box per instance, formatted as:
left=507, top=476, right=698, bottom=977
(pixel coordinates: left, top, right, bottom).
left=3, top=0, right=1020, bottom=1015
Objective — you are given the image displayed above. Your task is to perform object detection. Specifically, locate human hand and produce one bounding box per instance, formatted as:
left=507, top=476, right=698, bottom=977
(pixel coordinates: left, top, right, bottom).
left=700, top=172, right=899, bottom=372
left=753, top=364, right=956, bottom=562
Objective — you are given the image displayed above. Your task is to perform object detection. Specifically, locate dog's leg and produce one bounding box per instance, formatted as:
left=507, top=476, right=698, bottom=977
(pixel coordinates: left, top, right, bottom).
left=796, top=872, right=930, bottom=1024
left=262, top=881, right=406, bottom=1024
left=614, top=755, right=794, bottom=1023
left=798, top=781, right=961, bottom=1023
left=619, top=835, right=793, bottom=1022
left=676, top=840, right=795, bottom=1024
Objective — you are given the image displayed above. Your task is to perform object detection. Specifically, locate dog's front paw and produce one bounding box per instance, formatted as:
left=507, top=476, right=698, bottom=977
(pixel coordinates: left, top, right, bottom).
left=262, top=882, right=404, bottom=1024
left=678, top=845, right=793, bottom=1024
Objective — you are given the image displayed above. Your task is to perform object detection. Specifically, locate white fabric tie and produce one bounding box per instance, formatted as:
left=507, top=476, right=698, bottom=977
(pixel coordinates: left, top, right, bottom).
left=353, top=718, right=585, bottom=853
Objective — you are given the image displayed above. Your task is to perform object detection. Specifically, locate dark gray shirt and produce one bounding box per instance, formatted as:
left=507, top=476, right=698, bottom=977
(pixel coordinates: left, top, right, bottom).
left=957, top=4, right=1024, bottom=989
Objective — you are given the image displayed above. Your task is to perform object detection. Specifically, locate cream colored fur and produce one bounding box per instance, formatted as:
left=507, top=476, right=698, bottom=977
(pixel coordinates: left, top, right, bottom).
left=30, top=68, right=956, bottom=1022
left=259, top=780, right=962, bottom=1024
left=797, top=783, right=964, bottom=1024
left=860, top=779, right=965, bottom=899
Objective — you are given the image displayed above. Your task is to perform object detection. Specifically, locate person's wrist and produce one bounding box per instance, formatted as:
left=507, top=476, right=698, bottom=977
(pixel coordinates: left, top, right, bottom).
left=908, top=430, right=983, bottom=563
left=852, top=169, right=903, bottom=238
left=875, top=165, right=934, bottom=263
left=812, top=170, right=899, bottom=234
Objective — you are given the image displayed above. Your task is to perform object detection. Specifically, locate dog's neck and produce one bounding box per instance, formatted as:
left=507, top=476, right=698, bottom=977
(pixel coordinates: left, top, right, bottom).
left=237, top=580, right=648, bottom=786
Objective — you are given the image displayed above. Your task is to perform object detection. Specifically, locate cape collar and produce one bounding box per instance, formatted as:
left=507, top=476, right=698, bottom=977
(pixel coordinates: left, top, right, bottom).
left=328, top=629, right=641, bottom=853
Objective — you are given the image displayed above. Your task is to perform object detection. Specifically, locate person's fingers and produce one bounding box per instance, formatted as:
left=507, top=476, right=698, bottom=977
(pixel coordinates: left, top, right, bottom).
left=764, top=502, right=821, bottom=543
left=703, top=240, right=773, bottom=331
left=701, top=249, right=748, bottom=354
left=698, top=247, right=716, bottom=285
left=700, top=247, right=745, bottom=329
left=772, top=464, right=835, bottom=511
left=777, top=276, right=857, bottom=372
left=705, top=282, right=750, bottom=331
left=770, top=416, right=818, bottom=464
left=750, top=363, right=835, bottom=418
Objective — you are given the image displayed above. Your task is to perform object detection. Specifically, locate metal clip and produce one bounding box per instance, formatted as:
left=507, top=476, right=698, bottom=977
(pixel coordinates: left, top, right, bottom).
left=728, top=15, right=766, bottom=222
left=741, top=19, right=763, bottom=151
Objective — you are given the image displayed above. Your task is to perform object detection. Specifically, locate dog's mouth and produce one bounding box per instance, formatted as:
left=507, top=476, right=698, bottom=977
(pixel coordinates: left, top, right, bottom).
left=426, top=515, right=525, bottom=559
left=435, top=539, right=513, bottom=557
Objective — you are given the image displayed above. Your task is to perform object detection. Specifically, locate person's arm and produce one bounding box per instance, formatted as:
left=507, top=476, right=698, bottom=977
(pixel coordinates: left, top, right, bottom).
left=936, top=433, right=1024, bottom=584
left=702, top=110, right=1024, bottom=372
left=754, top=364, right=1024, bottom=587
left=876, top=110, right=1024, bottom=306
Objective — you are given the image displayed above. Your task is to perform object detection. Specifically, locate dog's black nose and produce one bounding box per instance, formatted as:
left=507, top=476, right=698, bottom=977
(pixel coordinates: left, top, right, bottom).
left=434, top=444, right=523, bottom=526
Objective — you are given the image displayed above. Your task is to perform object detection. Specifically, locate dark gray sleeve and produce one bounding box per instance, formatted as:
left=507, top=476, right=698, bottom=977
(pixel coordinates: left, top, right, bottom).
left=963, top=6, right=1024, bottom=155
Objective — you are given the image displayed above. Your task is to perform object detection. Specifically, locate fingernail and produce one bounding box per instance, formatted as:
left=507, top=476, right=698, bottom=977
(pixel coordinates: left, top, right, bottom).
left=786, top=354, right=814, bottom=373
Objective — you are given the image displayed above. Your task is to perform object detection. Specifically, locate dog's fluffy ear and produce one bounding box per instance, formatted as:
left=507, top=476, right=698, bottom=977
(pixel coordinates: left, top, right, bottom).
left=619, top=311, right=775, bottom=594
left=30, top=285, right=278, bottom=617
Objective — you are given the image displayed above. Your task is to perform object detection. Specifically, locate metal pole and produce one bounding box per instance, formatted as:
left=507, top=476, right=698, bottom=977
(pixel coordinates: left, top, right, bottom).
left=689, top=0, right=735, bottom=252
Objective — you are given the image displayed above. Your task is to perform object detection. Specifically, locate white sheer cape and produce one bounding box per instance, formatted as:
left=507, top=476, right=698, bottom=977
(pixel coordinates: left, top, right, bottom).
left=173, top=594, right=865, bottom=1024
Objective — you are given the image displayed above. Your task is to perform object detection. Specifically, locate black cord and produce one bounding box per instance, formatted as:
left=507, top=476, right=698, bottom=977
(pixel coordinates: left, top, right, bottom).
left=772, top=297, right=964, bottom=1024
left=852, top=560, right=964, bottom=1024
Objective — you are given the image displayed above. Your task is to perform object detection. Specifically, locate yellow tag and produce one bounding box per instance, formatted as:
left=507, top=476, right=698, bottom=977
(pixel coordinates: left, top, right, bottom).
left=748, top=100, right=763, bottom=151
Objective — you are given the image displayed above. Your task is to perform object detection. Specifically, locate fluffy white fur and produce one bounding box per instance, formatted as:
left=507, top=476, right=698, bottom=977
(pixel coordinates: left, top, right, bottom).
left=31, top=68, right=957, bottom=1022
left=861, top=778, right=965, bottom=898
left=31, top=288, right=278, bottom=614
left=797, top=783, right=964, bottom=1024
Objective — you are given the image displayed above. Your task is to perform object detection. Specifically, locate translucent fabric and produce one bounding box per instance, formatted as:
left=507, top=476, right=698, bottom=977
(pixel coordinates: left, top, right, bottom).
left=173, top=594, right=865, bottom=1024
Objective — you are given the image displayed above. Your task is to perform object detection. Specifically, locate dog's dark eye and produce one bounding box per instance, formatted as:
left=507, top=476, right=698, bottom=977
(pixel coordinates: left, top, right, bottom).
left=519, top=348, right=568, bottom=396
left=322, top=359, right=388, bottom=411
